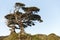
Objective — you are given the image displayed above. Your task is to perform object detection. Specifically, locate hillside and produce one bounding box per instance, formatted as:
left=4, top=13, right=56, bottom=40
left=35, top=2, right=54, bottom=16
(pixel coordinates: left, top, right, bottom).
left=0, top=32, right=60, bottom=40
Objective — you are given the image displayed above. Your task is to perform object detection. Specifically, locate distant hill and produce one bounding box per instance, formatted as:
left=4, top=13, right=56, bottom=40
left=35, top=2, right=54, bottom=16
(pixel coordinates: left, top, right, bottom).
left=0, top=32, right=60, bottom=40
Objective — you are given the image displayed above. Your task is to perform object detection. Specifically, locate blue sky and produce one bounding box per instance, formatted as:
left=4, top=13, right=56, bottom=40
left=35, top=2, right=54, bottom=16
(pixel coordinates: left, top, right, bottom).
left=0, top=0, right=60, bottom=36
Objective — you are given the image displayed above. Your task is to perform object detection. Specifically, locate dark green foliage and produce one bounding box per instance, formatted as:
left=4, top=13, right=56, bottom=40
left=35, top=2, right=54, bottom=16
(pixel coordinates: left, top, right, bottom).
left=5, top=4, right=43, bottom=29
left=28, top=14, right=43, bottom=22
left=22, top=7, right=40, bottom=13
left=15, top=2, right=25, bottom=7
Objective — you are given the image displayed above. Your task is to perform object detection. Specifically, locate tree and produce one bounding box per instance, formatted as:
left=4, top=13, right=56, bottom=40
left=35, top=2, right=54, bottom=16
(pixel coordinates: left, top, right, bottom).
left=22, top=7, right=40, bottom=13
left=5, top=2, right=43, bottom=34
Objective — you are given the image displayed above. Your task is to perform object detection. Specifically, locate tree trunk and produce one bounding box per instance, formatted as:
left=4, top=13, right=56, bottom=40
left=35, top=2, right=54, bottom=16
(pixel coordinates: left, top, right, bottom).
left=10, top=26, right=16, bottom=34
left=18, top=21, right=25, bottom=40
left=18, top=20, right=25, bottom=34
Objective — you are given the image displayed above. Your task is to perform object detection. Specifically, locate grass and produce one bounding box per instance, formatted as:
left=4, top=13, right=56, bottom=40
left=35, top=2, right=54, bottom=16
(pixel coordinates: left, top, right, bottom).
left=0, top=32, right=60, bottom=40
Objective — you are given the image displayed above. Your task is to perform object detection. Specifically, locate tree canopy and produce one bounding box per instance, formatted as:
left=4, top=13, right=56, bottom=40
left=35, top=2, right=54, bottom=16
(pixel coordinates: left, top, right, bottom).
left=5, top=2, right=43, bottom=32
